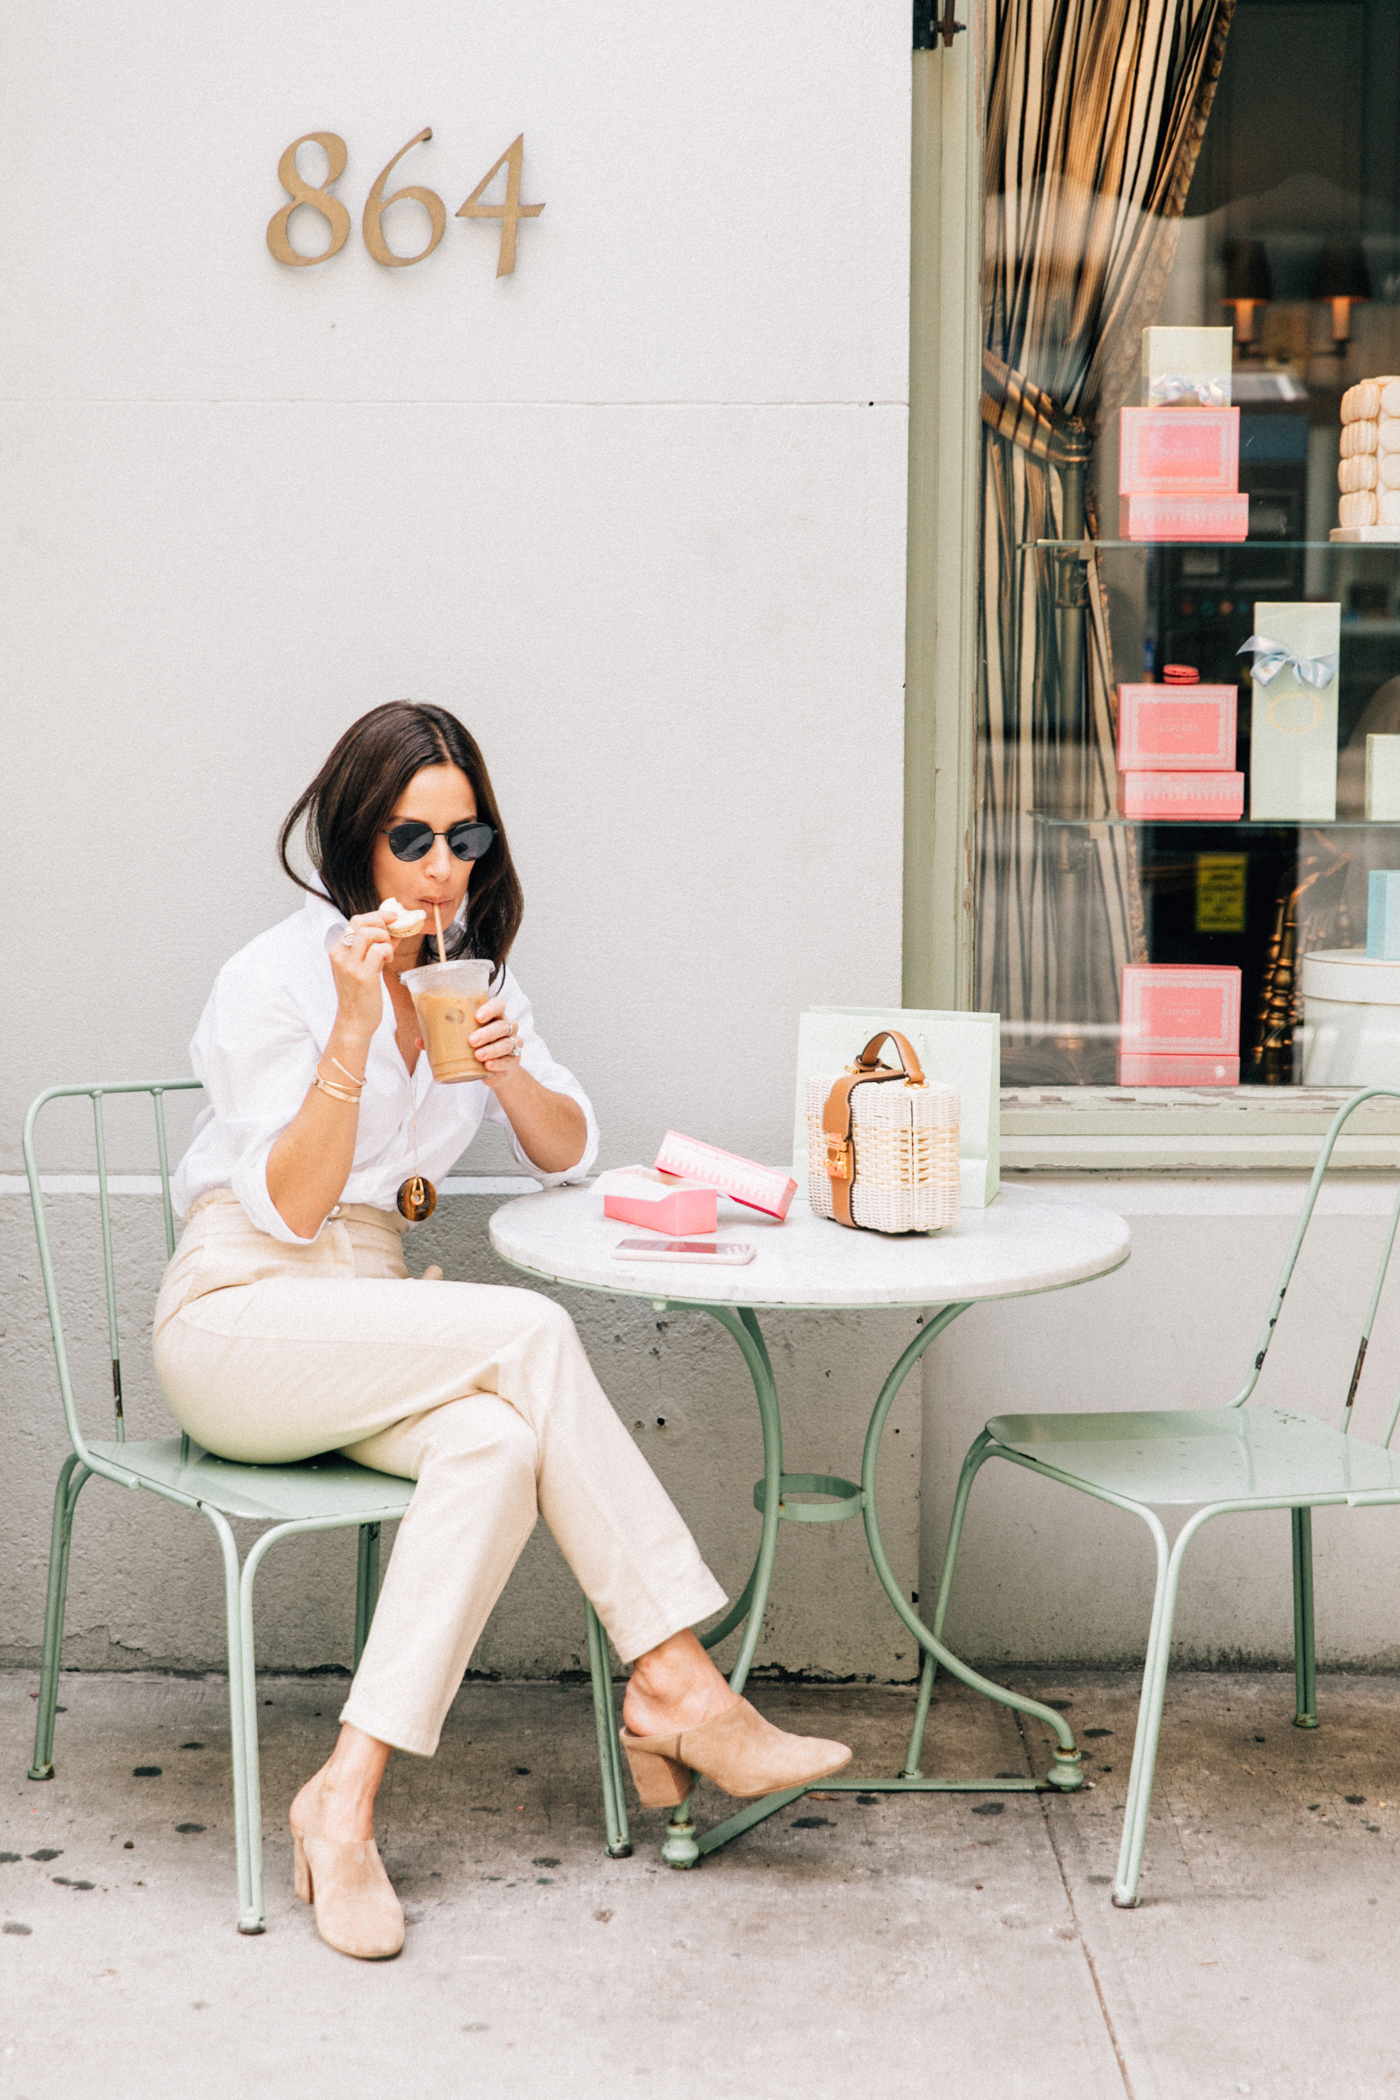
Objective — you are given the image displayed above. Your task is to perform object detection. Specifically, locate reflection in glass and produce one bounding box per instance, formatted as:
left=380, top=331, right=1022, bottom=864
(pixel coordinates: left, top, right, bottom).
left=978, top=0, right=1400, bottom=1090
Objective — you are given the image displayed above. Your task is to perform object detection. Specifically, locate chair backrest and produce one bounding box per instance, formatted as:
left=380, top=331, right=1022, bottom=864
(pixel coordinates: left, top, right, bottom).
left=1231, top=1085, right=1400, bottom=1439
left=23, top=1080, right=204, bottom=1464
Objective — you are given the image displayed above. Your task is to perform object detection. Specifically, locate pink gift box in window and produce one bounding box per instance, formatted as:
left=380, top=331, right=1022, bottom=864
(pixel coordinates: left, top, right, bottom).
left=1116, top=1052, right=1240, bottom=1086
left=1119, top=408, right=1240, bottom=495
left=1118, top=964, right=1241, bottom=1086
left=1117, top=683, right=1237, bottom=771
left=1116, top=771, right=1244, bottom=819
left=1123, top=493, right=1249, bottom=541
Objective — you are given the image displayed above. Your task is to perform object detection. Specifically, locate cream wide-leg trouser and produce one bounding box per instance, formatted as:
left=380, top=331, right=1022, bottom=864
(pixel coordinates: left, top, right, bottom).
left=152, top=1190, right=727, bottom=1755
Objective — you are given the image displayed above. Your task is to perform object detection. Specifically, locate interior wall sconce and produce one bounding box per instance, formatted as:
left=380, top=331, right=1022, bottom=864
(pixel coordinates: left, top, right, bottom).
left=1221, top=238, right=1272, bottom=352
left=1312, top=240, right=1372, bottom=350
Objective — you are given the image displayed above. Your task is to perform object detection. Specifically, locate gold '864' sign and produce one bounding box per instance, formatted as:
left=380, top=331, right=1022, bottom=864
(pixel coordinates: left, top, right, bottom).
left=267, top=128, right=544, bottom=276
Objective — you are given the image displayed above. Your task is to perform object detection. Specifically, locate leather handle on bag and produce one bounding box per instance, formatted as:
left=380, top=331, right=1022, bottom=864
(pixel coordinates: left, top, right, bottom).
left=820, top=1031, right=926, bottom=1228
left=851, top=1030, right=925, bottom=1085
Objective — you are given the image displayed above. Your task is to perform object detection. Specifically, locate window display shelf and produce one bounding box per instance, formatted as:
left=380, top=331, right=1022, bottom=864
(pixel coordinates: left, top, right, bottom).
left=1034, top=814, right=1400, bottom=830
left=1024, top=540, right=1400, bottom=553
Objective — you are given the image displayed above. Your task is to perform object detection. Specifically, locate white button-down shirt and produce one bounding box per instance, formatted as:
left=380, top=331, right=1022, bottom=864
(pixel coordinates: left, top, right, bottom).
left=171, top=892, right=598, bottom=1243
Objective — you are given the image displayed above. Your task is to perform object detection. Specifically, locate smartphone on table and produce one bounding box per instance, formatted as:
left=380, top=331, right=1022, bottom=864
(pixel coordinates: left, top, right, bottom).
left=611, top=1239, right=756, bottom=1266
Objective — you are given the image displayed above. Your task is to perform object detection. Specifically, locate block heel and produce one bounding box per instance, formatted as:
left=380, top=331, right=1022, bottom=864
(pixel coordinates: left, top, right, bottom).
left=620, top=1730, right=694, bottom=1806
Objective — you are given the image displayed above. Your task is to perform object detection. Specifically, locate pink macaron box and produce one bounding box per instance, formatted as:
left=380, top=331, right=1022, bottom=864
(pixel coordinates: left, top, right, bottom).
left=1117, top=682, right=1237, bottom=771
left=1123, top=493, right=1249, bottom=541
left=1116, top=1052, right=1241, bottom=1085
left=1119, top=408, right=1240, bottom=495
left=597, top=1167, right=718, bottom=1236
left=1119, top=964, right=1241, bottom=1056
left=653, top=1133, right=798, bottom=1222
left=1116, top=771, right=1244, bottom=820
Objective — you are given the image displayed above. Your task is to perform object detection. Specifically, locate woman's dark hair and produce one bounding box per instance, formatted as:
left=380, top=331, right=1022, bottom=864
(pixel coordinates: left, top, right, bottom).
left=279, top=702, right=523, bottom=974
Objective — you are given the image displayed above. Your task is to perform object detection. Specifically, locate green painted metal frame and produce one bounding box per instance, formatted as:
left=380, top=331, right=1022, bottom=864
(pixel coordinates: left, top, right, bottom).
left=21, top=1079, right=631, bottom=1936
left=932, top=1084, right=1400, bottom=1909
left=644, top=1299, right=1084, bottom=1870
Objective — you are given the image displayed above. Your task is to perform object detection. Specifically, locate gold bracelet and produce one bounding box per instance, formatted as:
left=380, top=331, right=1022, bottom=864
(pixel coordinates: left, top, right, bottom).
left=326, top=1053, right=367, bottom=1088
left=314, top=1069, right=362, bottom=1105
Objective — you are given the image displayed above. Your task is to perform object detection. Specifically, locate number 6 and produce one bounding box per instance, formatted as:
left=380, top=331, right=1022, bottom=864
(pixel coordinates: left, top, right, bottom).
left=362, top=127, right=446, bottom=268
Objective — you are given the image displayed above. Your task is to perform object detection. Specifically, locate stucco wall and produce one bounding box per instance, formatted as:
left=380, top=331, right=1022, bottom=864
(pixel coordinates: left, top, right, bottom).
left=1, top=1, right=914, bottom=1677
left=0, top=0, right=909, bottom=1166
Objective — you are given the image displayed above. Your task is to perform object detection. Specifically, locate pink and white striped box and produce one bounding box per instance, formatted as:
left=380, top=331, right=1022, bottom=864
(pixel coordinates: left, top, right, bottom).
left=1119, top=964, right=1241, bottom=1059
left=1119, top=408, right=1240, bottom=495
left=653, top=1132, right=798, bottom=1221
left=598, top=1167, right=718, bottom=1236
left=1124, top=493, right=1249, bottom=540
left=1116, top=771, right=1244, bottom=819
left=1117, top=684, right=1237, bottom=771
left=1116, top=1052, right=1240, bottom=1086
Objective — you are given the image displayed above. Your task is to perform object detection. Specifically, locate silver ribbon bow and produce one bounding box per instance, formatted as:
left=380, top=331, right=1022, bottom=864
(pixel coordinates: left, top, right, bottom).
left=1148, top=371, right=1228, bottom=408
left=1236, top=636, right=1339, bottom=688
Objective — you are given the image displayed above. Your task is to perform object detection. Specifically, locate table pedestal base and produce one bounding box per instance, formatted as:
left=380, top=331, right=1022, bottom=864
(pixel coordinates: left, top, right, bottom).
left=637, top=1301, right=1084, bottom=1867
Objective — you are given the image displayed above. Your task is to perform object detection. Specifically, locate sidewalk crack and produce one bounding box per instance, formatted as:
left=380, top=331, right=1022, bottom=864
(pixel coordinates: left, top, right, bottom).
left=1018, top=1714, right=1135, bottom=2100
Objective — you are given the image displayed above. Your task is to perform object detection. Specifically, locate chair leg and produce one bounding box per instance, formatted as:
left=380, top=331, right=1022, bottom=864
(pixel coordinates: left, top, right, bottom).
left=1114, top=1510, right=1202, bottom=1909
left=204, top=1509, right=263, bottom=1934
left=354, top=1523, right=381, bottom=1672
left=903, top=1431, right=996, bottom=1778
left=585, top=1603, right=632, bottom=1858
left=28, top=1456, right=89, bottom=1781
left=1291, top=1505, right=1319, bottom=1729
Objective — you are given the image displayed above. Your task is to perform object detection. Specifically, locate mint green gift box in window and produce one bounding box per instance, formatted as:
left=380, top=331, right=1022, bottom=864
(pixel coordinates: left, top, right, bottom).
left=1368, top=870, right=1400, bottom=960
left=1243, top=602, right=1341, bottom=822
left=793, top=1008, right=1000, bottom=1210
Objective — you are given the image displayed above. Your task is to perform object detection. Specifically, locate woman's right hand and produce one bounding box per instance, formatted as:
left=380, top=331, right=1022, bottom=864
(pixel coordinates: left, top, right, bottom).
left=328, top=911, right=396, bottom=1040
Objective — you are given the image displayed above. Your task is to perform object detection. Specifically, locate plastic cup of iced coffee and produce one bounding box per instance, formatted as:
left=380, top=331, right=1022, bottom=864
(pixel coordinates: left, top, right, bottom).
left=401, top=958, right=497, bottom=1083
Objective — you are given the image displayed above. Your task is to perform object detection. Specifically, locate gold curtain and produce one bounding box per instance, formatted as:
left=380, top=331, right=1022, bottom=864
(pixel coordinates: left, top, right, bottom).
left=977, top=0, right=1235, bottom=1081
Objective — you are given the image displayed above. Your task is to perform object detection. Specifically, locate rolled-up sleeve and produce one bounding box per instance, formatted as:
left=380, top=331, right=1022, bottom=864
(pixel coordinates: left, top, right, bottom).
left=193, top=967, right=324, bottom=1243
left=481, top=971, right=599, bottom=1186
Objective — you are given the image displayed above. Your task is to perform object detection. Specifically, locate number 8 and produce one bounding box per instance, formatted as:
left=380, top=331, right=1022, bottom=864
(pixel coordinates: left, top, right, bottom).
left=266, top=133, right=350, bottom=267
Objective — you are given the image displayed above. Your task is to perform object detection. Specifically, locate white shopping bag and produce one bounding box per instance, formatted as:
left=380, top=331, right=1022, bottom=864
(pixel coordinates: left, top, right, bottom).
left=793, top=1007, right=1000, bottom=1210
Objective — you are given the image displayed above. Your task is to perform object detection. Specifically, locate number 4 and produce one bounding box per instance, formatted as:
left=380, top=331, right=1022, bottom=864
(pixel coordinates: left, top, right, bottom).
left=456, top=135, right=543, bottom=276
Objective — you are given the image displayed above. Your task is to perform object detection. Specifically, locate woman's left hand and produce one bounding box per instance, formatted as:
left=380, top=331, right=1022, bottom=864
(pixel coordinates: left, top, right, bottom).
left=468, top=996, right=525, bottom=1084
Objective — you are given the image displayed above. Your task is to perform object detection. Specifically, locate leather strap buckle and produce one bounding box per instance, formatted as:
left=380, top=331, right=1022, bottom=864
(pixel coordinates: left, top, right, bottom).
left=824, top=1136, right=854, bottom=1183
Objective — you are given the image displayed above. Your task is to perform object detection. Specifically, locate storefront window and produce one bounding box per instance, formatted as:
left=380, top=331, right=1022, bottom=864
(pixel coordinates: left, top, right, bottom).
left=978, top=0, right=1400, bottom=1089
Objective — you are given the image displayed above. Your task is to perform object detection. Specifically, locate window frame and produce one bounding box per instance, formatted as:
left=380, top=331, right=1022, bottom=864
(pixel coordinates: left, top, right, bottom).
left=903, top=8, right=1400, bottom=1172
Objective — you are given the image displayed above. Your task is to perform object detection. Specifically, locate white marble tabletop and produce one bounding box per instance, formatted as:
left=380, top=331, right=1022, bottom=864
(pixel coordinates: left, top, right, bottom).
left=489, top=1187, right=1131, bottom=1311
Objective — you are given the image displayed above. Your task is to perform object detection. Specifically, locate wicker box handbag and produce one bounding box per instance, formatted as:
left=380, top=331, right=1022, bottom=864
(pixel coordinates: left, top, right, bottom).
left=805, top=1029, right=960, bottom=1234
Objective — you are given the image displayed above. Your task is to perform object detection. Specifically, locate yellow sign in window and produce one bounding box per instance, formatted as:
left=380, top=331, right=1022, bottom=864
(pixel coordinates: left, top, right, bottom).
left=1195, top=853, right=1247, bottom=934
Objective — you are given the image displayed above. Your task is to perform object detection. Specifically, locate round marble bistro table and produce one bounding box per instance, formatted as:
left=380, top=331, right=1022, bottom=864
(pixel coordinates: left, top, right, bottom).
left=489, top=1187, right=1131, bottom=1866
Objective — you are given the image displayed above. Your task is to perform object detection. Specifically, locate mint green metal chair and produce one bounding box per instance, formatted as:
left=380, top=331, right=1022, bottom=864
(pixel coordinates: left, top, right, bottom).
left=928, top=1086, right=1400, bottom=1909
left=23, top=1080, right=631, bottom=1934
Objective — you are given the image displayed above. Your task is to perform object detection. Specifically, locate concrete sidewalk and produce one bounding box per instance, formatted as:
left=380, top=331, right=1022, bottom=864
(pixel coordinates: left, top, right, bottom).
left=1, top=1667, right=1397, bottom=2100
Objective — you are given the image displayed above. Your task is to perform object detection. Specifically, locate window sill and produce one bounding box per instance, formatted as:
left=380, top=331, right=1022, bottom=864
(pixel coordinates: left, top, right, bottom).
left=1000, top=1087, right=1400, bottom=1173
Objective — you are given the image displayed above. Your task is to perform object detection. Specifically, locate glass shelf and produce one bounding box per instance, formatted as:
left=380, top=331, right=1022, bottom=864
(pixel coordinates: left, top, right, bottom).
left=1024, top=539, right=1400, bottom=552
left=1033, top=813, right=1400, bottom=829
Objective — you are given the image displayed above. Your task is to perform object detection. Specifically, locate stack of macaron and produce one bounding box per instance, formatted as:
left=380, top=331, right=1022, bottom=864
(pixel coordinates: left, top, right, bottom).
left=1338, top=377, right=1400, bottom=531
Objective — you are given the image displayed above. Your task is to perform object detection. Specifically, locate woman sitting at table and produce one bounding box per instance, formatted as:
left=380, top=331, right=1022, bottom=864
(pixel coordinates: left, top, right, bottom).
left=153, top=700, right=850, bottom=1960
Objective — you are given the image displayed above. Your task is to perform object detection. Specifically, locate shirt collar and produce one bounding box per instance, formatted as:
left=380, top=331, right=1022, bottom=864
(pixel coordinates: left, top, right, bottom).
left=302, top=887, right=349, bottom=953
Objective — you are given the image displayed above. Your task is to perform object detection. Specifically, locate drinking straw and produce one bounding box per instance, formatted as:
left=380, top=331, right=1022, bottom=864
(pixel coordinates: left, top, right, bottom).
left=433, top=905, right=446, bottom=967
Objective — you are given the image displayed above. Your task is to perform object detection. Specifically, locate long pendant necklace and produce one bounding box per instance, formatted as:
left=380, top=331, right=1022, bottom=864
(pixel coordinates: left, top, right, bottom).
left=396, top=1049, right=437, bottom=1222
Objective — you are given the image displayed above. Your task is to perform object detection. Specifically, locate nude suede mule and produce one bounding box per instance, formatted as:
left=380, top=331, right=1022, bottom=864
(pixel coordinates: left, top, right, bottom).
left=291, top=1819, right=405, bottom=1960
left=620, top=1698, right=852, bottom=1806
